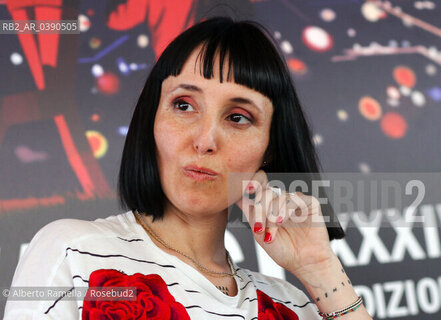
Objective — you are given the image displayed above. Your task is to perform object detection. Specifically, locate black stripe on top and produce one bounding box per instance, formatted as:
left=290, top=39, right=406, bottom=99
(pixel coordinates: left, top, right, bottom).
left=117, top=236, right=144, bottom=242
left=65, top=247, right=176, bottom=269
left=239, top=281, right=254, bottom=290
left=44, top=287, right=75, bottom=314
left=270, top=295, right=314, bottom=309
left=240, top=269, right=312, bottom=309
left=239, top=296, right=258, bottom=305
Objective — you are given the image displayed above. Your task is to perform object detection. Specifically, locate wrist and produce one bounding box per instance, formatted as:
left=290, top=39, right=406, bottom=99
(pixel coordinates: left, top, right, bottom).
left=296, top=253, right=345, bottom=291
left=290, top=255, right=373, bottom=319
left=294, top=255, right=359, bottom=314
left=288, top=250, right=338, bottom=282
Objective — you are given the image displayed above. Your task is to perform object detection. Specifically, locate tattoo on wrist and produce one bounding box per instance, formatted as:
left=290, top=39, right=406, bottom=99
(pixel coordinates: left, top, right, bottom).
left=314, top=279, right=352, bottom=302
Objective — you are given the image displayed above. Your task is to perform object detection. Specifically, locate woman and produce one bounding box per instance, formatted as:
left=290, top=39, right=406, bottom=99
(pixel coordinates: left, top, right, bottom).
left=4, top=17, right=373, bottom=319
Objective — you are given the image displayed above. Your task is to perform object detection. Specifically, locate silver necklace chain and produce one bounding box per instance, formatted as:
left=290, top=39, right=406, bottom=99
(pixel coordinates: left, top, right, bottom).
left=134, top=210, right=237, bottom=278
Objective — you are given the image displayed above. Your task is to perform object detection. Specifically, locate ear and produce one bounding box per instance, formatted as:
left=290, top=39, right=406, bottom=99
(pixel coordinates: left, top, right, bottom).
left=260, top=151, right=273, bottom=169
left=262, top=146, right=273, bottom=166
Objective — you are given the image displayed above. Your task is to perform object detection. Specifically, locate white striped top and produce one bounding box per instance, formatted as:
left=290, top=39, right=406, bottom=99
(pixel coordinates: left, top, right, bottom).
left=4, top=210, right=320, bottom=319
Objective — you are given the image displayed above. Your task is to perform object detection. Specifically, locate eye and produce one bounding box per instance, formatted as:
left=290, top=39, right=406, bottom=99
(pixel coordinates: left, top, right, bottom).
left=172, top=99, right=195, bottom=112
left=228, top=113, right=252, bottom=124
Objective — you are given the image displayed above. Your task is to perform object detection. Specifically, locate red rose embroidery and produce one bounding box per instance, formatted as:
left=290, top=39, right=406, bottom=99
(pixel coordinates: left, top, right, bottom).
left=257, top=289, right=299, bottom=320
left=82, top=269, right=190, bottom=320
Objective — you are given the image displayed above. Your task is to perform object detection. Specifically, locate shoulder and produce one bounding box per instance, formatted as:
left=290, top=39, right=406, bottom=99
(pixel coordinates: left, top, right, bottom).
left=3, top=213, right=134, bottom=320
left=11, top=211, right=137, bottom=284
left=18, top=211, right=137, bottom=268
left=31, top=210, right=135, bottom=245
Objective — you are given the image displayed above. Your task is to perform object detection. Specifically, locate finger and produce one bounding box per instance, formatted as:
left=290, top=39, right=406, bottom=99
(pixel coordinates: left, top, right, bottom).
left=235, top=170, right=269, bottom=234
left=253, top=187, right=273, bottom=235
left=236, top=180, right=263, bottom=231
left=263, top=188, right=289, bottom=243
left=237, top=183, right=256, bottom=224
left=272, top=191, right=289, bottom=224
left=234, top=179, right=260, bottom=229
left=234, top=169, right=268, bottom=212
left=252, top=185, right=280, bottom=238
left=249, top=169, right=269, bottom=192
left=264, top=192, right=306, bottom=244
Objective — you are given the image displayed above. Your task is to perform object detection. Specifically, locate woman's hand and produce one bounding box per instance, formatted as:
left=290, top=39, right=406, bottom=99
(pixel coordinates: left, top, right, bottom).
left=235, top=170, right=336, bottom=279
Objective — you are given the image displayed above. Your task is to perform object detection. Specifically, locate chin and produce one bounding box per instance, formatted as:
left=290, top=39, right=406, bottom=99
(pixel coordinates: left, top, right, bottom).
left=177, top=197, right=227, bottom=215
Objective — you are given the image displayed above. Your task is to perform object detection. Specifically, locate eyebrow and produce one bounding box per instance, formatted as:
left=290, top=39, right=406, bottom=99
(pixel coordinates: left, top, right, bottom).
left=169, top=83, right=263, bottom=113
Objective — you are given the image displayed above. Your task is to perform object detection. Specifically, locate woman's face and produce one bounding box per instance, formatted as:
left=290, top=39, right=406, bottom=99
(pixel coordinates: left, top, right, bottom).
left=154, top=47, right=274, bottom=217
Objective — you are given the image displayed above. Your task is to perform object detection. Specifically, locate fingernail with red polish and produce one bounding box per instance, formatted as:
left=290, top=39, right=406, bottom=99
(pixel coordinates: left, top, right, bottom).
left=245, top=183, right=256, bottom=200
left=264, top=232, right=272, bottom=243
left=276, top=216, right=283, bottom=224
left=253, top=222, right=263, bottom=233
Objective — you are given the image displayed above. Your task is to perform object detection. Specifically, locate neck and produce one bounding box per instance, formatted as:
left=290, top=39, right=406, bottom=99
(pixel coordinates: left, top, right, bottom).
left=138, top=203, right=230, bottom=269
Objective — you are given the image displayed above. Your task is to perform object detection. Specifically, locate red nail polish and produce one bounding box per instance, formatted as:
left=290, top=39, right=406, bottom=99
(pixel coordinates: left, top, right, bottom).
left=264, top=232, right=272, bottom=243
left=276, top=216, right=283, bottom=224
left=253, top=222, right=263, bottom=233
left=247, top=184, right=255, bottom=192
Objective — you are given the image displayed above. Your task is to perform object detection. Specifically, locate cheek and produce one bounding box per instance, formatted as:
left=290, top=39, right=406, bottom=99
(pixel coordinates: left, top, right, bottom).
left=154, top=116, right=184, bottom=159
left=154, top=118, right=184, bottom=195
left=225, top=135, right=268, bottom=171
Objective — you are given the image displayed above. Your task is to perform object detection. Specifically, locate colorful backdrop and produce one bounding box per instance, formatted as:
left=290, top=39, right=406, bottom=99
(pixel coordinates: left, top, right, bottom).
left=1, top=0, right=440, bottom=318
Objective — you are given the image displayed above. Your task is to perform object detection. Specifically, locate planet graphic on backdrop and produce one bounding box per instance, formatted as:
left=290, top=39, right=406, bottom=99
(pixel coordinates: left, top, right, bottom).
left=96, top=72, right=120, bottom=95
left=85, top=130, right=108, bottom=158
left=380, top=112, right=407, bottom=139
left=361, top=2, right=387, bottom=22
left=89, top=37, right=101, bottom=49
left=10, top=52, right=23, bottom=65
left=320, top=8, right=336, bottom=22
left=90, top=114, right=100, bottom=122
left=287, top=58, right=307, bottom=75
left=302, top=26, right=333, bottom=52
left=393, top=66, right=416, bottom=88
left=78, top=14, right=91, bottom=32
left=359, top=96, right=382, bottom=121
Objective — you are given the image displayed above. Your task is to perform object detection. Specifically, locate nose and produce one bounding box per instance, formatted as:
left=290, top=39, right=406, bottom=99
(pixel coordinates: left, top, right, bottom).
left=193, top=116, right=218, bottom=155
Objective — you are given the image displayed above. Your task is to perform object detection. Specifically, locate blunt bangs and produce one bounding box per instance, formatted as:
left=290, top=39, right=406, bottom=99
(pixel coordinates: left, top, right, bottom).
left=151, top=17, right=288, bottom=106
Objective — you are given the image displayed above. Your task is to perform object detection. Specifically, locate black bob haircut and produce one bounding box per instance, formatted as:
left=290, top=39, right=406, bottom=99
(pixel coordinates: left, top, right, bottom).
left=118, top=16, right=345, bottom=241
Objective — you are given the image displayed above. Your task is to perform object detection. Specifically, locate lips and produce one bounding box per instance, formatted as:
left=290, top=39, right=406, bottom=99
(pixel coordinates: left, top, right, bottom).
left=183, top=165, right=218, bottom=182
left=183, top=165, right=218, bottom=176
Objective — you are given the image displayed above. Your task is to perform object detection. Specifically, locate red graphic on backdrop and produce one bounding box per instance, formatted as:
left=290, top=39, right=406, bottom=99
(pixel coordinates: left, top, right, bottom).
left=107, top=0, right=196, bottom=58
left=5, top=0, right=63, bottom=90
